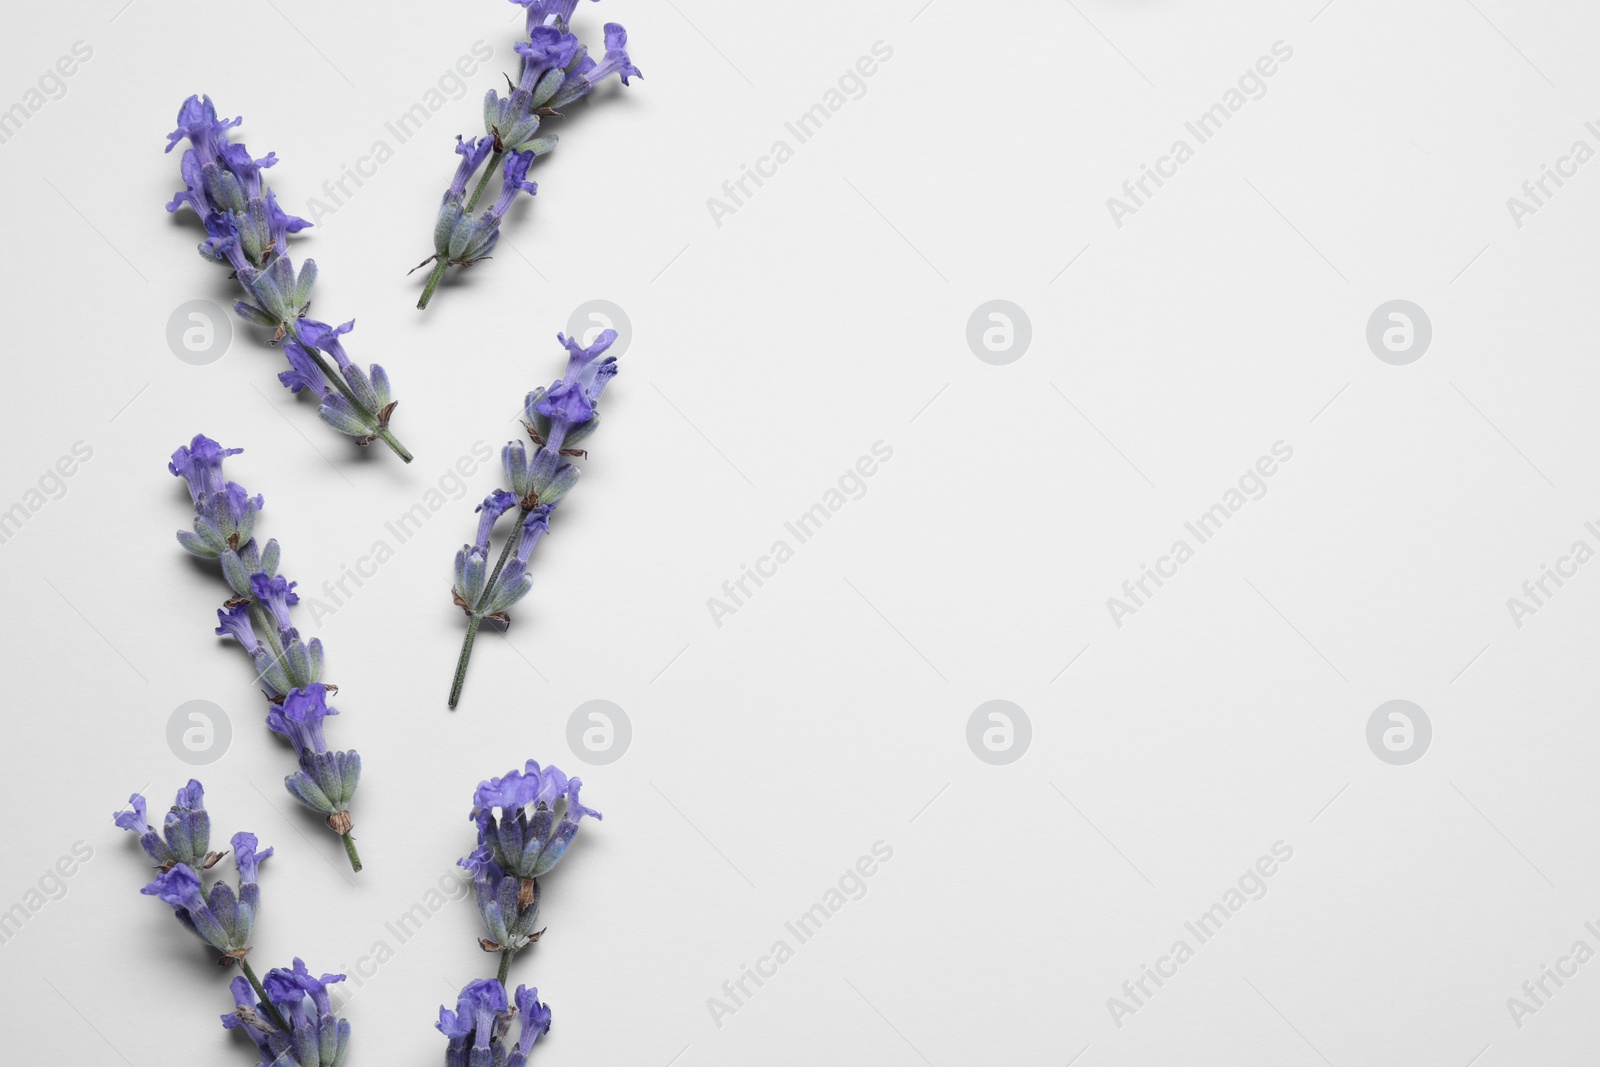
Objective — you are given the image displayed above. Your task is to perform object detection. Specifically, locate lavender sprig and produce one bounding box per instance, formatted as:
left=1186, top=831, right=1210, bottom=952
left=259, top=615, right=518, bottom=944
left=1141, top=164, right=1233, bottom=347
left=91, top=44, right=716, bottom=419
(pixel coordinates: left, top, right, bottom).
left=115, top=780, right=352, bottom=1066
left=166, top=95, right=413, bottom=462
left=415, top=1, right=641, bottom=309
left=437, top=761, right=601, bottom=1065
left=447, top=330, right=620, bottom=708
left=171, top=434, right=365, bottom=871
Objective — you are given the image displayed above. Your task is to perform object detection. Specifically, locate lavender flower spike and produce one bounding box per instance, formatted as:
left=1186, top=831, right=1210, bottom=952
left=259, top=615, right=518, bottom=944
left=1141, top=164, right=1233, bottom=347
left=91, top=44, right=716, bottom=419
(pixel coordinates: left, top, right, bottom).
left=225, top=959, right=352, bottom=1067
left=171, top=434, right=366, bottom=871
left=166, top=95, right=412, bottom=462
left=468, top=760, right=602, bottom=880
left=435, top=760, right=590, bottom=1063
left=114, top=779, right=227, bottom=871
left=415, top=1, right=641, bottom=309
left=118, top=781, right=350, bottom=1065
left=438, top=979, right=550, bottom=1067
left=447, top=331, right=621, bottom=707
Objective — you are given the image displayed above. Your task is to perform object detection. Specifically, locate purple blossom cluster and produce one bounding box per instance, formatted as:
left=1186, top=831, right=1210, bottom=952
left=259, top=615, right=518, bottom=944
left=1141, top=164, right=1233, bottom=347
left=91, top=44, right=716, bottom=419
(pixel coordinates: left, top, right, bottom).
left=171, top=434, right=365, bottom=871
left=116, top=781, right=269, bottom=963
left=448, top=330, right=620, bottom=707
left=115, top=782, right=351, bottom=1067
left=437, top=760, right=601, bottom=1065
left=415, top=0, right=640, bottom=308
left=166, top=95, right=412, bottom=462
left=226, top=959, right=351, bottom=1067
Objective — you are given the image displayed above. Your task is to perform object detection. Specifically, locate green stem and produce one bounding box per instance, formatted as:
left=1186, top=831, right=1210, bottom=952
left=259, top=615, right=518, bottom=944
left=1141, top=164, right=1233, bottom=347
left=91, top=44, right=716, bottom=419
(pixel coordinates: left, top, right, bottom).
left=341, top=832, right=362, bottom=873
left=419, top=151, right=504, bottom=312
left=448, top=506, right=529, bottom=709
left=417, top=259, right=449, bottom=310
left=467, top=151, right=504, bottom=212
left=241, top=958, right=292, bottom=1032
left=480, top=507, right=528, bottom=599
left=298, top=342, right=413, bottom=462
left=374, top=427, right=413, bottom=463
left=448, top=615, right=482, bottom=709
left=496, top=946, right=517, bottom=985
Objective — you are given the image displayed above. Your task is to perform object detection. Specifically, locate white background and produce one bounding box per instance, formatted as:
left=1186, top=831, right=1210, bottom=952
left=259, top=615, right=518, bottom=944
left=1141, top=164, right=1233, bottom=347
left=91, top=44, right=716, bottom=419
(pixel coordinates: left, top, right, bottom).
left=2, top=0, right=1598, bottom=1064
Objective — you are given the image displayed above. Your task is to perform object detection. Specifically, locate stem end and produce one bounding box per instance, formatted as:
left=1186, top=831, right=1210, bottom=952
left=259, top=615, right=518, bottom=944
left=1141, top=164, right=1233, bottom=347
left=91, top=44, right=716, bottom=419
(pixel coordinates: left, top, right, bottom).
left=418, top=259, right=449, bottom=310
left=341, top=832, right=363, bottom=873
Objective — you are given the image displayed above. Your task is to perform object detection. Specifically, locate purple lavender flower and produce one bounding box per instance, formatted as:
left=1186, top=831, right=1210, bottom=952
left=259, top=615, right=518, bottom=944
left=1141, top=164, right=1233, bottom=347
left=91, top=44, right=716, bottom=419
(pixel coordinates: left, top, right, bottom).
left=224, top=959, right=351, bottom=1067
left=172, top=435, right=364, bottom=871
left=114, top=780, right=225, bottom=871
left=250, top=572, right=299, bottom=635
left=166, top=95, right=412, bottom=462
left=269, top=684, right=362, bottom=834
left=438, top=979, right=550, bottom=1067
left=469, top=853, right=545, bottom=954
left=414, top=1, right=640, bottom=308
left=136, top=829, right=272, bottom=962
left=119, top=782, right=347, bottom=1065
left=170, top=436, right=243, bottom=502
left=219, top=959, right=350, bottom=1067
left=447, top=332, right=620, bottom=707
left=467, top=760, right=601, bottom=880
left=435, top=760, right=583, bottom=1061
